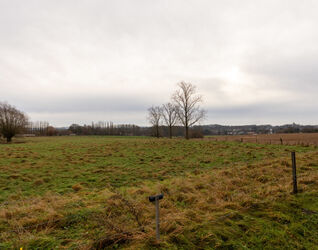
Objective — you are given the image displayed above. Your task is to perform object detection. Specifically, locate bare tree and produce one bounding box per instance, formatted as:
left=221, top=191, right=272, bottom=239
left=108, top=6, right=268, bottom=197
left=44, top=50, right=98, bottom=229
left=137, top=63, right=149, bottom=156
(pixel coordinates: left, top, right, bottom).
left=0, top=102, right=28, bottom=142
left=161, top=103, right=178, bottom=138
left=172, top=82, right=206, bottom=139
left=147, top=106, right=162, bottom=138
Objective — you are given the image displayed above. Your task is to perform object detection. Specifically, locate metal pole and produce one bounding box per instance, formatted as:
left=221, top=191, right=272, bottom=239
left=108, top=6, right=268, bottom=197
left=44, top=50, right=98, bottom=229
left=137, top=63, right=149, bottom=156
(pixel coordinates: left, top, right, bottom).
left=155, top=197, right=160, bottom=241
left=291, top=152, right=298, bottom=194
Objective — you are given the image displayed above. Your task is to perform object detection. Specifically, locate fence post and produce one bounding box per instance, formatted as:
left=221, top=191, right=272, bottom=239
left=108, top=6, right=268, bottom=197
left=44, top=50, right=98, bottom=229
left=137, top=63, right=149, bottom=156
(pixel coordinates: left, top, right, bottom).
left=149, top=194, right=164, bottom=241
left=155, top=197, right=160, bottom=240
left=291, top=152, right=298, bottom=194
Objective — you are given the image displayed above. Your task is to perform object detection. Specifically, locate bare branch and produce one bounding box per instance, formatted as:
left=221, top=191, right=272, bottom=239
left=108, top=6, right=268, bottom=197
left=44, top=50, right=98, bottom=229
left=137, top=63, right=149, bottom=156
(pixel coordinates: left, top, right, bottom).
left=0, top=102, right=28, bottom=142
left=172, top=82, right=206, bottom=139
left=147, top=106, right=162, bottom=138
left=161, top=103, right=178, bottom=138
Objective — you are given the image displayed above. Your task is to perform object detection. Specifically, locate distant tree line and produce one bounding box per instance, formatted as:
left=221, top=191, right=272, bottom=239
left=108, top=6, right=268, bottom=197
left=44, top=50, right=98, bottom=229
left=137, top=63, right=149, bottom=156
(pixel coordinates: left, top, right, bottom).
left=198, top=123, right=318, bottom=136
left=2, top=100, right=318, bottom=143
left=25, top=121, right=148, bottom=136
left=24, top=122, right=318, bottom=138
left=68, top=122, right=147, bottom=136
left=274, top=124, right=318, bottom=134
left=148, top=82, right=206, bottom=139
left=26, top=121, right=58, bottom=136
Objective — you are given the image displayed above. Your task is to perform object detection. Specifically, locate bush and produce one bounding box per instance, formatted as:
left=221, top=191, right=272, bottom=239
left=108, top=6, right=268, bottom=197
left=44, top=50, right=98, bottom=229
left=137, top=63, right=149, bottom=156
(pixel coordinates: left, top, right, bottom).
left=189, top=130, right=204, bottom=138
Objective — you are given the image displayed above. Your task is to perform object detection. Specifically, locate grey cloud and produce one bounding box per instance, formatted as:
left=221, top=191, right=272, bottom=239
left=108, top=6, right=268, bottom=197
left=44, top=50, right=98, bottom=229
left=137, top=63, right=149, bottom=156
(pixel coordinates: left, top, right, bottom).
left=207, top=102, right=318, bottom=125
left=7, top=94, right=153, bottom=113
left=1, top=0, right=318, bottom=126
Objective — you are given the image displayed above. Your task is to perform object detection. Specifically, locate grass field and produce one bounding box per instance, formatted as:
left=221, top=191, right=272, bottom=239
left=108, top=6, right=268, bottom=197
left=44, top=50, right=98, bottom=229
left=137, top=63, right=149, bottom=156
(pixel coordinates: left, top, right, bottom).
left=209, top=133, right=318, bottom=145
left=1, top=136, right=318, bottom=249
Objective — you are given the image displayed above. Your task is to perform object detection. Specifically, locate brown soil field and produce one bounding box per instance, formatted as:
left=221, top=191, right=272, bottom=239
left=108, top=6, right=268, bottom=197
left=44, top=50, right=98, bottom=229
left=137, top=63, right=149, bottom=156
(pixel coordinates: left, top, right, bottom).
left=209, top=133, right=318, bottom=146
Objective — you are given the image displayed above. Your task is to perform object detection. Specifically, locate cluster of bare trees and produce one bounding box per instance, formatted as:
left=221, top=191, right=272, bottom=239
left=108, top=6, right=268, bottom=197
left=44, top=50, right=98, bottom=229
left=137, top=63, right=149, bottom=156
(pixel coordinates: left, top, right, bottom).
left=26, top=121, right=58, bottom=136
left=148, top=82, right=206, bottom=139
left=69, top=122, right=144, bottom=136
left=0, top=102, right=59, bottom=141
left=1, top=82, right=205, bottom=142
left=0, top=102, right=28, bottom=142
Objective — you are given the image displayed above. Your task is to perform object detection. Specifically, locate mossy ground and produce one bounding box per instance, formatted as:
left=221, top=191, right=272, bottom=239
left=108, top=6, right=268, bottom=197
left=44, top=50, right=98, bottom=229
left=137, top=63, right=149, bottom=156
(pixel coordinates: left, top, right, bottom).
left=0, top=136, right=318, bottom=249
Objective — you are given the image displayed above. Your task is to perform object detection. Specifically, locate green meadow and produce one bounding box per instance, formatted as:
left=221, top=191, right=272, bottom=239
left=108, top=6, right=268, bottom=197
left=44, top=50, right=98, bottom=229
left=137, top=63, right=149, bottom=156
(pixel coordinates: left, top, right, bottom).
left=1, top=136, right=318, bottom=249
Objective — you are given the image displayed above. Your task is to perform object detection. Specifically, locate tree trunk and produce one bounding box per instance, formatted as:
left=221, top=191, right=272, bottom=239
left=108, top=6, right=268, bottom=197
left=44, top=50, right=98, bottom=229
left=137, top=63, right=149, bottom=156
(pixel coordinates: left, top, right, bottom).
left=156, top=125, right=159, bottom=138
left=6, top=136, right=12, bottom=143
left=185, top=126, right=189, bottom=140
left=169, top=126, right=172, bottom=139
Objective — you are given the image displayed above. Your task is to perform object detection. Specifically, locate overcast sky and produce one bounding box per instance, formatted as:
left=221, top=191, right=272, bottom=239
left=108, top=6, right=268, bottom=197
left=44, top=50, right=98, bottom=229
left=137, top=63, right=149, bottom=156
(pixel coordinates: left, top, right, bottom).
left=1, top=0, right=318, bottom=126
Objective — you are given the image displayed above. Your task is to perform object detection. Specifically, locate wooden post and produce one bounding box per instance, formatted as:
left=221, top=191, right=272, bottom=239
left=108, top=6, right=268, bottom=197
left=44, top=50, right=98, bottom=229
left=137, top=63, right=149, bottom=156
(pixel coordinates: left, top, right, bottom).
left=291, top=152, right=298, bottom=194
left=149, top=194, right=163, bottom=241
left=155, top=197, right=160, bottom=241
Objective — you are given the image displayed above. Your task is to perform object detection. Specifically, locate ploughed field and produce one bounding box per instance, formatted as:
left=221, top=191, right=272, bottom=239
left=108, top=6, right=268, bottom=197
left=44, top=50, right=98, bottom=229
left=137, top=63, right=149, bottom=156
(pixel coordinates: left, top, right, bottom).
left=1, top=136, right=318, bottom=249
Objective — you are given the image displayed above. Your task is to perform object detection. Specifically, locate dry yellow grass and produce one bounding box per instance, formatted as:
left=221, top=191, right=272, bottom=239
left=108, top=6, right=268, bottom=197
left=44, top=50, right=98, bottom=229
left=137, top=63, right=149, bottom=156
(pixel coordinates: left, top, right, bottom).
left=210, top=133, right=318, bottom=145
left=1, top=150, right=318, bottom=248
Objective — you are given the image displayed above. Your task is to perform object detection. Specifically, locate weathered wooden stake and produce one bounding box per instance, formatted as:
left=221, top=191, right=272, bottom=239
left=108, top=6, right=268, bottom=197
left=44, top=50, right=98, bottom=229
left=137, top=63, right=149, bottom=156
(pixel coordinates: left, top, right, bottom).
left=291, top=152, right=298, bottom=194
left=149, top=194, right=164, bottom=241
left=155, top=197, right=160, bottom=240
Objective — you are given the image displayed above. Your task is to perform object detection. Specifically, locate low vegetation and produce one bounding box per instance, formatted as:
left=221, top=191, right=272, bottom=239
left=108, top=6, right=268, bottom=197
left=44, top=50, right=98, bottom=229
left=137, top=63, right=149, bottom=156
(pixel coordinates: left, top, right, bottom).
left=1, top=136, right=318, bottom=249
left=211, top=133, right=318, bottom=145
